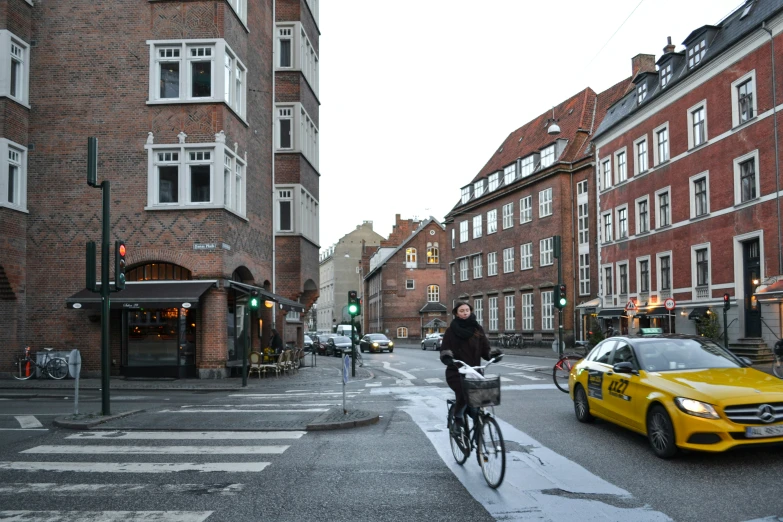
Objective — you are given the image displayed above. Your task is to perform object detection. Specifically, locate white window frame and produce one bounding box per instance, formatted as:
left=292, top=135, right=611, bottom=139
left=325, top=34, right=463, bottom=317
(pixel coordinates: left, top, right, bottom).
left=427, top=245, right=439, bottom=264
left=0, top=138, right=27, bottom=211
left=617, top=261, right=629, bottom=296
left=459, top=258, right=469, bottom=281
left=472, top=215, right=482, bottom=239
left=147, top=39, right=247, bottom=118
left=473, top=179, right=485, bottom=199
left=614, top=148, right=627, bottom=184
left=687, top=101, right=708, bottom=149
left=601, top=157, right=612, bottom=190
left=616, top=205, right=628, bottom=240
left=653, top=122, right=670, bottom=166
left=657, top=251, right=673, bottom=293
left=539, top=237, right=553, bottom=266
left=227, top=0, right=247, bottom=24
left=487, top=209, right=498, bottom=234
left=539, top=188, right=553, bottom=217
left=502, top=247, right=514, bottom=273
left=520, top=242, right=533, bottom=270
left=504, top=294, right=515, bottom=331
left=602, top=265, right=614, bottom=298
left=520, top=155, right=535, bottom=177
left=275, top=103, right=319, bottom=169
left=691, top=243, right=711, bottom=295
left=688, top=38, right=707, bottom=69
left=397, top=327, right=408, bottom=339
left=520, top=196, right=532, bottom=224
left=473, top=255, right=483, bottom=279
left=601, top=211, right=613, bottom=243
left=474, top=298, right=484, bottom=327
left=542, top=291, right=553, bottom=331
left=504, top=163, right=516, bottom=186
left=459, top=221, right=468, bottom=243
left=0, top=30, right=30, bottom=107
left=451, top=229, right=455, bottom=249
left=734, top=150, right=760, bottom=205
left=450, top=263, right=456, bottom=285
left=660, top=63, right=672, bottom=88
left=275, top=23, right=319, bottom=96
left=406, top=279, right=415, bottom=290
left=689, top=171, right=710, bottom=218
left=502, top=202, right=514, bottom=229
left=655, top=187, right=671, bottom=229
left=406, top=248, right=417, bottom=268
left=540, top=145, right=555, bottom=168
left=578, top=201, right=589, bottom=245
left=731, top=70, right=757, bottom=127
left=637, top=82, right=647, bottom=104
left=427, top=285, right=440, bottom=303
left=522, top=293, right=534, bottom=331
left=145, top=138, right=247, bottom=216
left=635, top=196, right=650, bottom=235
left=488, top=297, right=499, bottom=331
left=460, top=186, right=471, bottom=204
left=634, top=136, right=648, bottom=175
left=487, top=252, right=498, bottom=276
left=488, top=172, right=499, bottom=192
left=637, top=255, right=651, bottom=294
left=276, top=188, right=294, bottom=232
left=579, top=253, right=590, bottom=295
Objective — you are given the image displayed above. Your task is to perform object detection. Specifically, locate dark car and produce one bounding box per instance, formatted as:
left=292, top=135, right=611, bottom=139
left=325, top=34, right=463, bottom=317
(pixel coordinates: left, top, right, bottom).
left=327, top=336, right=354, bottom=357
left=421, top=333, right=444, bottom=350
left=315, top=334, right=336, bottom=355
left=359, top=333, right=394, bottom=353
left=303, top=335, right=314, bottom=352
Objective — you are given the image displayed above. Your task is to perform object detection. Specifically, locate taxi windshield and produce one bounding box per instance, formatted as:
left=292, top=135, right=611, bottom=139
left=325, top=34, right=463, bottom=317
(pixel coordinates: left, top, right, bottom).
left=635, top=338, right=740, bottom=371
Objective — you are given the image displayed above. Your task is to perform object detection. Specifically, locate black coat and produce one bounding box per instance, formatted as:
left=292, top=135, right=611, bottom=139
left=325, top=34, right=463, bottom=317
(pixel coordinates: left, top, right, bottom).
left=441, top=324, right=491, bottom=387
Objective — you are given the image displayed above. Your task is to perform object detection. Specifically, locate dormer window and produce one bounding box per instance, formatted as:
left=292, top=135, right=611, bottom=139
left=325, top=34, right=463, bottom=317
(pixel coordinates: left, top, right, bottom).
left=488, top=172, right=499, bottom=192
left=660, top=63, right=672, bottom=88
left=473, top=179, right=485, bottom=199
left=460, top=186, right=471, bottom=204
left=520, top=155, right=535, bottom=177
left=504, top=164, right=516, bottom=186
left=688, top=39, right=706, bottom=68
left=637, top=83, right=647, bottom=104
left=540, top=145, right=555, bottom=168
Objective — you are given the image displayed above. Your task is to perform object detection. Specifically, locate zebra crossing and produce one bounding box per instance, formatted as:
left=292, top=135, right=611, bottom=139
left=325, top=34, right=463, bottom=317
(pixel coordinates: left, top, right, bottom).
left=364, top=360, right=550, bottom=387
left=0, top=429, right=304, bottom=520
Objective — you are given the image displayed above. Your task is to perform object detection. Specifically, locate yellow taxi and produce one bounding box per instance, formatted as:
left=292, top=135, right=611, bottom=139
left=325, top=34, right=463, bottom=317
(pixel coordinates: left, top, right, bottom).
left=569, top=334, right=783, bottom=458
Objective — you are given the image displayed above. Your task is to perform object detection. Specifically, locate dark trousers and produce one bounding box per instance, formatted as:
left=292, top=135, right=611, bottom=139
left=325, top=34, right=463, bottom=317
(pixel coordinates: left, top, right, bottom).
left=446, top=369, right=466, bottom=419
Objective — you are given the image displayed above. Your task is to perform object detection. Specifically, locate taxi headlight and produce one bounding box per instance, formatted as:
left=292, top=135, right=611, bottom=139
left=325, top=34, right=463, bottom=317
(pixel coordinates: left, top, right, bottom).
left=372, top=342, right=379, bottom=347
left=674, top=397, right=720, bottom=419
left=389, top=342, right=394, bottom=347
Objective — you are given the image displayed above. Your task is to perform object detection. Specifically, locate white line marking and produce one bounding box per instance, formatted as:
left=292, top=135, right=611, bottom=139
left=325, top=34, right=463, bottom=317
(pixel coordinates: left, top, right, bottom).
left=508, top=372, right=546, bottom=381
left=499, top=376, right=514, bottom=382
left=0, top=511, right=213, bottom=521
left=364, top=383, right=382, bottom=387
left=22, top=445, right=288, bottom=455
left=424, top=378, right=443, bottom=384
left=229, top=392, right=360, bottom=398
left=180, top=403, right=338, bottom=408
left=395, top=379, right=414, bottom=386
left=67, top=431, right=305, bottom=440
left=0, top=483, right=244, bottom=496
left=14, top=416, right=43, bottom=429
left=155, top=409, right=328, bottom=413
left=0, top=429, right=48, bottom=432
left=381, top=362, right=417, bottom=380
left=0, top=462, right=270, bottom=473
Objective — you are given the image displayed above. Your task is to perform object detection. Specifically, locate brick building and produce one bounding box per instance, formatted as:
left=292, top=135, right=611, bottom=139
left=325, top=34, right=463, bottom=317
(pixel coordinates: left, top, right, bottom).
left=592, top=0, right=783, bottom=361
left=361, top=215, right=448, bottom=340
left=0, top=0, right=319, bottom=379
left=444, top=78, right=633, bottom=347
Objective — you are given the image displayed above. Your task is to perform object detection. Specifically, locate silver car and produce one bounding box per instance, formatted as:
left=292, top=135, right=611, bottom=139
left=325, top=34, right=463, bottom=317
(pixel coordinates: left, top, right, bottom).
left=421, top=333, right=444, bottom=351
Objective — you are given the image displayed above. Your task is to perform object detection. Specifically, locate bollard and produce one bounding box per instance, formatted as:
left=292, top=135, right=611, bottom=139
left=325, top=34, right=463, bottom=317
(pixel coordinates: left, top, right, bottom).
left=68, top=349, right=82, bottom=415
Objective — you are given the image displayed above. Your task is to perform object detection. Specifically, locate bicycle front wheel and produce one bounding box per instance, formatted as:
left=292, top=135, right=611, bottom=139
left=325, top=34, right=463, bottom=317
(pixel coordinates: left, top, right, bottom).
left=45, top=358, right=69, bottom=380
left=553, top=355, right=581, bottom=393
left=12, top=357, right=36, bottom=380
left=773, top=356, right=783, bottom=379
left=477, top=415, right=506, bottom=488
left=448, top=404, right=469, bottom=465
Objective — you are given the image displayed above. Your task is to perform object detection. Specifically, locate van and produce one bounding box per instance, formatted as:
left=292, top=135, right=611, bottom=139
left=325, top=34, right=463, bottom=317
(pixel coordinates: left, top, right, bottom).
left=335, top=324, right=359, bottom=338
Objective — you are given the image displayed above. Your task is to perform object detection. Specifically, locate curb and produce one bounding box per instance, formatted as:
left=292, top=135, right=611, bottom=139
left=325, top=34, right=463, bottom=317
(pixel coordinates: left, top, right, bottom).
left=306, top=408, right=380, bottom=431
left=53, top=409, right=144, bottom=430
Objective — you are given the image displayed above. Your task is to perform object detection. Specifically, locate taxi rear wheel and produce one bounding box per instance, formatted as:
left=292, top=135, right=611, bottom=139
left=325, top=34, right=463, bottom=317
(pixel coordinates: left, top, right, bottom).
left=573, top=385, right=594, bottom=423
left=647, top=405, right=678, bottom=459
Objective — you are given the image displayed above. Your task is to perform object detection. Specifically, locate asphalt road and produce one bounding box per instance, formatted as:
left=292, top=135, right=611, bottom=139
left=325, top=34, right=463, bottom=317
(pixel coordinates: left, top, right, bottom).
left=0, top=345, right=781, bottom=521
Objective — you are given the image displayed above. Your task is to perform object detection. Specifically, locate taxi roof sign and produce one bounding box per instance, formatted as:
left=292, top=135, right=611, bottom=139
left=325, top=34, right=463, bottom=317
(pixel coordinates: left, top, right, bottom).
left=639, top=327, right=663, bottom=336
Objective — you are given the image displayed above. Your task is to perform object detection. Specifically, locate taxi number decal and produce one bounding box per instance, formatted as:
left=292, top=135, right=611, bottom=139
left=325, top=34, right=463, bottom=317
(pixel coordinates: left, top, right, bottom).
left=608, top=379, right=629, bottom=395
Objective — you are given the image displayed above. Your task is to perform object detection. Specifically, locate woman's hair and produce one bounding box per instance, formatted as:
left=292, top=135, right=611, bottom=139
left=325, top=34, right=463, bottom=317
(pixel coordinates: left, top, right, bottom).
left=452, top=301, right=473, bottom=316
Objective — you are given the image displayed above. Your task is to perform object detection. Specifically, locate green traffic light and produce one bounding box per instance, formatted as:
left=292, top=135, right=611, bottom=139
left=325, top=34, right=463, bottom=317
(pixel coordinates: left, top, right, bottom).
left=348, top=304, right=358, bottom=315
left=559, top=298, right=567, bottom=307
left=250, top=298, right=259, bottom=308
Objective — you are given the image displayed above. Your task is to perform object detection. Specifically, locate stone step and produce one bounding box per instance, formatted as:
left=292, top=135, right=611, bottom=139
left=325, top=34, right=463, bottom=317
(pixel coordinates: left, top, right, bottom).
left=728, top=339, right=775, bottom=364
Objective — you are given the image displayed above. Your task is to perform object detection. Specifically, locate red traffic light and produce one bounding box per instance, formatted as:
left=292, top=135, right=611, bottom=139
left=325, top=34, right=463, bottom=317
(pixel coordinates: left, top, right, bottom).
left=118, top=244, right=126, bottom=257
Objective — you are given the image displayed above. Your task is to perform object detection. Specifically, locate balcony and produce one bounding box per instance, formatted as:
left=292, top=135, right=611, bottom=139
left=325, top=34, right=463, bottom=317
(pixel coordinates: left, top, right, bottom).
left=659, top=289, right=672, bottom=299
left=695, top=285, right=709, bottom=299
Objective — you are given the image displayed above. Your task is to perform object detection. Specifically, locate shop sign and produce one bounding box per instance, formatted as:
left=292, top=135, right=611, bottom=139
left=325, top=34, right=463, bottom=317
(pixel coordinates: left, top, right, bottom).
left=182, top=303, right=192, bottom=309
left=122, top=303, right=141, bottom=309
left=72, top=303, right=82, bottom=309
left=193, top=243, right=217, bottom=251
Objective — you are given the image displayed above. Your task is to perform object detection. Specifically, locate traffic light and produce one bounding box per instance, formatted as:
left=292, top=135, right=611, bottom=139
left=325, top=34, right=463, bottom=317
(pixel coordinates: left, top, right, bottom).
left=249, top=290, right=260, bottom=309
left=723, top=293, right=730, bottom=311
left=348, top=290, right=360, bottom=317
left=555, top=284, right=567, bottom=309
left=114, top=240, right=126, bottom=290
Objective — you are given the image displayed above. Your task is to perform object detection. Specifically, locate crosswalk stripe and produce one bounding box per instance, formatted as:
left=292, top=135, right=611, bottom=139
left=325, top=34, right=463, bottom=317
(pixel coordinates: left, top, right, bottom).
left=14, top=416, right=43, bottom=429
left=155, top=408, right=328, bottom=413
left=364, top=383, right=381, bottom=387
left=424, top=378, right=443, bottom=383
left=0, top=511, right=213, bottom=521
left=0, top=462, right=270, bottom=473
left=181, top=403, right=337, bottom=408
left=229, top=392, right=360, bottom=398
left=508, top=372, right=545, bottom=381
left=66, top=431, right=305, bottom=440
left=22, top=445, right=288, bottom=455
left=500, top=376, right=513, bottom=382
left=0, top=483, right=245, bottom=495
left=0, top=429, right=48, bottom=432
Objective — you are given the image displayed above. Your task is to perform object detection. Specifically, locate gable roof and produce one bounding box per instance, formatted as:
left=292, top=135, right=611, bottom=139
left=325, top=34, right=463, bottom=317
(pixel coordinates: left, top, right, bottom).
left=362, top=216, right=445, bottom=280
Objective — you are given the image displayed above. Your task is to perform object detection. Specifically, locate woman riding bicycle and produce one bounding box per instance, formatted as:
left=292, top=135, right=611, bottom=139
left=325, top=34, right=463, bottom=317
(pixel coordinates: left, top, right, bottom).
left=439, top=302, right=501, bottom=437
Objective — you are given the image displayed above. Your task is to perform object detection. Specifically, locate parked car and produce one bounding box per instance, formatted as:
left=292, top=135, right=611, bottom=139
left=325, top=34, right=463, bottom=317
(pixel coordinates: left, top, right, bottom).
left=315, top=334, right=337, bottom=356
left=421, top=333, right=444, bottom=350
left=359, top=333, right=394, bottom=353
left=303, top=334, right=314, bottom=352
left=327, top=336, right=354, bottom=357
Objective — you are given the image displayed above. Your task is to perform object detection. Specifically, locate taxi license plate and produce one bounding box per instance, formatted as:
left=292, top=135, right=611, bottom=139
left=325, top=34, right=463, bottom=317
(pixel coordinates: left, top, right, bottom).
left=746, top=424, right=783, bottom=438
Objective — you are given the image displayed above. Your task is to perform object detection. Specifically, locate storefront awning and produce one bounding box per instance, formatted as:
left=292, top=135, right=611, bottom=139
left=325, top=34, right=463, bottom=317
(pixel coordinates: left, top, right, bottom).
left=638, top=306, right=670, bottom=318
left=688, top=306, right=710, bottom=319
left=66, top=280, right=217, bottom=310
left=597, top=309, right=625, bottom=318
left=576, top=298, right=601, bottom=310
left=420, top=302, right=447, bottom=313
left=756, top=280, right=783, bottom=301
left=229, top=281, right=305, bottom=312
left=423, top=318, right=447, bottom=328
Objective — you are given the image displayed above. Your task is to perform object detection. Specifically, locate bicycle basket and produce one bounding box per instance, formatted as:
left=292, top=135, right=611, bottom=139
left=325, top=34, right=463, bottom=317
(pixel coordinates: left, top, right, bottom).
left=462, top=374, right=501, bottom=407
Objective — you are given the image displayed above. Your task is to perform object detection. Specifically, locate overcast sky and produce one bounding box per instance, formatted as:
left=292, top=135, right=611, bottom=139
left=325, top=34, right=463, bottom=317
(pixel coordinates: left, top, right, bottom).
left=317, top=0, right=745, bottom=250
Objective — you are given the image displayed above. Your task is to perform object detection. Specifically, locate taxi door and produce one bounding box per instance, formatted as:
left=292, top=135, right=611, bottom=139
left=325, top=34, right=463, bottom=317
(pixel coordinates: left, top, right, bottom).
left=602, top=341, right=643, bottom=431
left=583, top=340, right=616, bottom=419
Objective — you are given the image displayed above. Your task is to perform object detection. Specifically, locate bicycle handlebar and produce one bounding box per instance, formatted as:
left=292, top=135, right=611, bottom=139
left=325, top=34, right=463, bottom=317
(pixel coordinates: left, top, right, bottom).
left=451, top=356, right=502, bottom=372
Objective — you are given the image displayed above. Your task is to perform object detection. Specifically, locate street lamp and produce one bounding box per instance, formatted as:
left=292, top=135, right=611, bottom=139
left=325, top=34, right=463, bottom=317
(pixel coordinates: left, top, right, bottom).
left=546, top=107, right=561, bottom=135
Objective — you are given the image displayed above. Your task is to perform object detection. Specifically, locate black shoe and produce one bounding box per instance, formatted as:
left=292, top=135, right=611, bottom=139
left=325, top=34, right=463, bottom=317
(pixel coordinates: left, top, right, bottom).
left=451, top=419, right=468, bottom=450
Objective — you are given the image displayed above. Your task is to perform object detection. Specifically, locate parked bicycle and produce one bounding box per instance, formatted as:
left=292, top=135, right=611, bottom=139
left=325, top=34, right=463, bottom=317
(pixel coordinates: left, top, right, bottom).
left=773, top=339, right=783, bottom=379
left=499, top=333, right=522, bottom=348
left=446, top=356, right=506, bottom=489
left=12, top=346, right=69, bottom=380
left=552, top=340, right=592, bottom=393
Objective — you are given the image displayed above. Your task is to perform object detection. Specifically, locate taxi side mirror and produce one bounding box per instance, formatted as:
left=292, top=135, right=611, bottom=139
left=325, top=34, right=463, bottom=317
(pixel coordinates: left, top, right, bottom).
left=613, top=361, right=638, bottom=375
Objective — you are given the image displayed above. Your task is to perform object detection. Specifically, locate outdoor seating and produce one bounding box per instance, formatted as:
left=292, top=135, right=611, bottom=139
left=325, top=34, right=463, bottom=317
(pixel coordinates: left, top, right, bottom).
left=248, top=351, right=263, bottom=378
left=260, top=352, right=283, bottom=378
left=278, top=350, right=291, bottom=375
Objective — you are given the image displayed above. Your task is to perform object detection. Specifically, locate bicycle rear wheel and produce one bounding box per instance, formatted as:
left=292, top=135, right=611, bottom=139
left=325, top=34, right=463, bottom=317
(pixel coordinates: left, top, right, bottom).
left=448, top=404, right=469, bottom=465
left=773, top=355, right=783, bottom=379
left=45, top=357, right=68, bottom=380
left=477, top=415, right=505, bottom=488
left=553, top=355, right=581, bottom=393
left=12, top=357, right=36, bottom=380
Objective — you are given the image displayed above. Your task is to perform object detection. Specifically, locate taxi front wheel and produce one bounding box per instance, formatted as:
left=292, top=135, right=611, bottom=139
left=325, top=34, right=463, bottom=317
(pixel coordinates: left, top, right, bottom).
left=573, top=385, right=594, bottom=423
left=647, top=405, right=678, bottom=459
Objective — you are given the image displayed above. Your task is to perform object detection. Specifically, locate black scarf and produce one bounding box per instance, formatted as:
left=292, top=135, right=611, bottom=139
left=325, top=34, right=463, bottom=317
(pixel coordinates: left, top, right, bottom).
left=450, top=313, right=479, bottom=340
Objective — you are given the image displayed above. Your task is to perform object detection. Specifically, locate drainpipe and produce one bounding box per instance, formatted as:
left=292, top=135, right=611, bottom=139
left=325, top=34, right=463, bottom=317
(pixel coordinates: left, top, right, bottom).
left=763, top=21, right=783, bottom=275
left=271, top=0, right=277, bottom=328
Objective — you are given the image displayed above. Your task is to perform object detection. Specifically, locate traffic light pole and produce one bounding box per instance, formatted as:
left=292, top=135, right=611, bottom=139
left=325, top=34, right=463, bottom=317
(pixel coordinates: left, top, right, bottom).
left=558, top=258, right=563, bottom=358
left=350, top=314, right=356, bottom=377
left=100, top=180, right=111, bottom=415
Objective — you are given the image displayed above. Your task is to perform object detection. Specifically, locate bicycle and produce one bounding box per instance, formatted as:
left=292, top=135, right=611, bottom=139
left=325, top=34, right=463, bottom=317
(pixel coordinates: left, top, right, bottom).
left=12, top=346, right=69, bottom=380
left=552, top=340, right=592, bottom=393
left=499, top=333, right=522, bottom=348
left=773, top=339, right=783, bottom=379
left=446, top=356, right=506, bottom=489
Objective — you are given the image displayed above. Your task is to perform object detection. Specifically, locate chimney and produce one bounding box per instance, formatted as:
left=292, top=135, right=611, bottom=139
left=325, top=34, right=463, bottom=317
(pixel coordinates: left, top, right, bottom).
left=631, top=53, right=656, bottom=77
left=662, top=36, right=675, bottom=55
